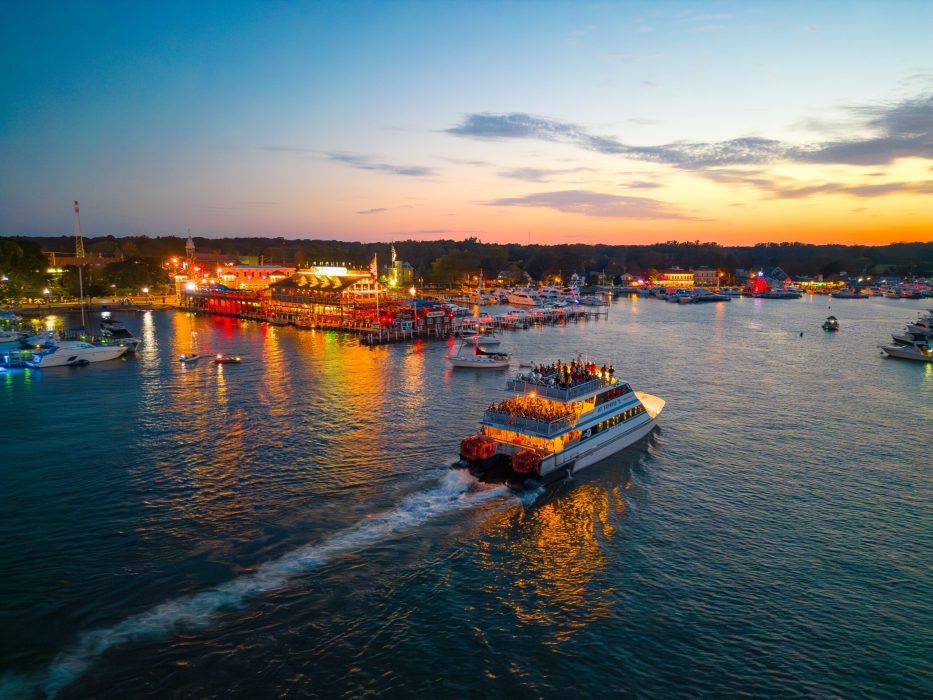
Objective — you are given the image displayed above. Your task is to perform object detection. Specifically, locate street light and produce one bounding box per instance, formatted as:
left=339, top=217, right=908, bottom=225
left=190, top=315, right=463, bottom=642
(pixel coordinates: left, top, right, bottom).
left=409, top=285, right=417, bottom=329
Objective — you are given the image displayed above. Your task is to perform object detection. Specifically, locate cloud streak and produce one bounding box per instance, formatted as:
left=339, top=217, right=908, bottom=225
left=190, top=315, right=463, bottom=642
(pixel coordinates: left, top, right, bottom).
left=498, top=166, right=593, bottom=182
left=484, top=190, right=702, bottom=220
left=447, top=94, right=933, bottom=169
left=327, top=152, right=437, bottom=177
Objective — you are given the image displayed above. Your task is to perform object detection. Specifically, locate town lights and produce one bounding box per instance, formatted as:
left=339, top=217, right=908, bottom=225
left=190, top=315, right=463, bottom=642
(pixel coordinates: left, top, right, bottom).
left=185, top=282, right=196, bottom=291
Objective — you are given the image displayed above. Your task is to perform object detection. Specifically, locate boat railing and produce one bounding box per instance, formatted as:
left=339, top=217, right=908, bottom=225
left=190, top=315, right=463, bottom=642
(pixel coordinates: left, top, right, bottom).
left=482, top=410, right=572, bottom=436
left=507, top=375, right=614, bottom=401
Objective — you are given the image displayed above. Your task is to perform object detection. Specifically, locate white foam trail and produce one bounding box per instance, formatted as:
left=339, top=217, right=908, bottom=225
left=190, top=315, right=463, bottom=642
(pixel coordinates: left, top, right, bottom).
left=2, top=471, right=509, bottom=699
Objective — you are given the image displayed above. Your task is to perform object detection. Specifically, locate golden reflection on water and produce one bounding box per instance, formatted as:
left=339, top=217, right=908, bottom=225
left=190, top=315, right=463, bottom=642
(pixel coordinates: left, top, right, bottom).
left=475, top=482, right=625, bottom=644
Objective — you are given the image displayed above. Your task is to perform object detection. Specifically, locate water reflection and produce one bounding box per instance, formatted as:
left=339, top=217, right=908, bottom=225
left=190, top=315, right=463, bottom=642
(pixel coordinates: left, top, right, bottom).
left=474, top=480, right=625, bottom=644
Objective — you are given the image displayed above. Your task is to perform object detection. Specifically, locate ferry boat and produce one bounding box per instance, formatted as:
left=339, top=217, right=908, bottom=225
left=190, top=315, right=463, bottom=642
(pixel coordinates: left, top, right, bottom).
left=822, top=315, right=840, bottom=332
left=454, top=360, right=664, bottom=485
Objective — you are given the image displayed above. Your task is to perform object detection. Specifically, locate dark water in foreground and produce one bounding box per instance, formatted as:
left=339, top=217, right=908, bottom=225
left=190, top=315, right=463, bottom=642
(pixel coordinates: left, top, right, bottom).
left=1, top=297, right=931, bottom=698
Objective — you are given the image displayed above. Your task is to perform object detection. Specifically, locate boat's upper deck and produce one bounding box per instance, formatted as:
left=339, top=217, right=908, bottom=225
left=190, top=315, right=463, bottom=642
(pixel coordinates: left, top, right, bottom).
left=507, top=373, right=617, bottom=403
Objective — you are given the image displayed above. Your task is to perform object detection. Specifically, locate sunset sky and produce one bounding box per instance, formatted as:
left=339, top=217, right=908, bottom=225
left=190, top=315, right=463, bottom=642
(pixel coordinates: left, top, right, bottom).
left=2, top=1, right=932, bottom=245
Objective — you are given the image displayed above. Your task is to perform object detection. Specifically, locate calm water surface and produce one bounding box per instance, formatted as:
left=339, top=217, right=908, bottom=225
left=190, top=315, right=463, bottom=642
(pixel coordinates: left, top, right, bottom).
left=1, top=297, right=931, bottom=698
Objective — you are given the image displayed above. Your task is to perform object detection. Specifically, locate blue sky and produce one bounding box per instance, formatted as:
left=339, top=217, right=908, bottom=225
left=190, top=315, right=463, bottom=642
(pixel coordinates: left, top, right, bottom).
left=1, top=1, right=931, bottom=243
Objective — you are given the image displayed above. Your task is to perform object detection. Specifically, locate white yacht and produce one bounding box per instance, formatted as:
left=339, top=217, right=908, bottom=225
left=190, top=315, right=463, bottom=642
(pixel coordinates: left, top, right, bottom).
left=0, top=329, right=27, bottom=345
left=881, top=338, right=933, bottom=362
left=507, top=289, right=540, bottom=307
left=455, top=360, right=664, bottom=485
left=26, top=340, right=126, bottom=368
left=99, top=317, right=142, bottom=352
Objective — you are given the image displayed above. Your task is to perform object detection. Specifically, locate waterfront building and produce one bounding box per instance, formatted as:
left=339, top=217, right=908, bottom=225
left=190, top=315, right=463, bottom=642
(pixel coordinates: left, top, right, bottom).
left=217, top=264, right=293, bottom=290
left=268, top=265, right=387, bottom=324
left=48, top=252, right=116, bottom=267
left=658, top=269, right=694, bottom=287
left=388, top=260, right=414, bottom=287
left=690, top=267, right=720, bottom=288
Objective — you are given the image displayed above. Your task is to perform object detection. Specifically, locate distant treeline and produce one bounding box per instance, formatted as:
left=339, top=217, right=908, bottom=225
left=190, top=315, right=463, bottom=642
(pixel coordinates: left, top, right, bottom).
left=5, top=236, right=933, bottom=286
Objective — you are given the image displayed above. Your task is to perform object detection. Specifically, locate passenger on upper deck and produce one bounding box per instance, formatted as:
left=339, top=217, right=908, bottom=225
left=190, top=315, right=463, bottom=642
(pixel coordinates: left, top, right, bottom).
left=522, top=358, right=611, bottom=389
left=487, top=395, right=578, bottom=422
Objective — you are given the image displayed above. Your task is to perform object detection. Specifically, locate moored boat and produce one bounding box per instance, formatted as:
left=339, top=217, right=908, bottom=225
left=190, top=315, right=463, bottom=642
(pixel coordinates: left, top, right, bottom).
left=26, top=340, right=126, bottom=368
left=446, top=343, right=510, bottom=368
left=453, top=359, right=664, bottom=486
left=881, top=339, right=933, bottom=362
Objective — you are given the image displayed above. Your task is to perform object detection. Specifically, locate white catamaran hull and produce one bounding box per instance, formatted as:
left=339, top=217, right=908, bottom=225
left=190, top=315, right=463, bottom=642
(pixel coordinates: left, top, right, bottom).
left=537, top=392, right=665, bottom=482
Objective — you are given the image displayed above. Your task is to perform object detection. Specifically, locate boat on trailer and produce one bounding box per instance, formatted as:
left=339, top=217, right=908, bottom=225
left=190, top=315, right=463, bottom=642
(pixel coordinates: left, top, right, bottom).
left=453, top=359, right=664, bottom=486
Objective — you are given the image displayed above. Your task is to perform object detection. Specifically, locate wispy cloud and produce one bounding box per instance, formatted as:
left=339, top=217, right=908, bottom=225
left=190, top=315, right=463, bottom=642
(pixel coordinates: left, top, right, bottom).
left=700, top=168, right=933, bottom=199
left=327, top=152, right=437, bottom=177
left=356, top=207, right=387, bottom=215
left=446, top=112, right=785, bottom=167
left=626, top=180, right=662, bottom=189
left=484, top=190, right=702, bottom=220
left=498, top=166, right=593, bottom=182
left=259, top=145, right=315, bottom=153
left=447, top=94, right=933, bottom=170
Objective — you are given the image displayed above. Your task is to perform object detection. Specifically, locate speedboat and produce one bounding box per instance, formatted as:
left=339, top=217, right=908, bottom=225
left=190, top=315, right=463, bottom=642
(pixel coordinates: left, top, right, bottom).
left=822, top=316, right=840, bottom=332
left=213, top=354, right=242, bottom=364
left=692, top=288, right=731, bottom=302
left=881, top=339, right=933, bottom=362
left=446, top=343, right=510, bottom=368
left=453, top=359, right=664, bottom=486
left=26, top=340, right=126, bottom=368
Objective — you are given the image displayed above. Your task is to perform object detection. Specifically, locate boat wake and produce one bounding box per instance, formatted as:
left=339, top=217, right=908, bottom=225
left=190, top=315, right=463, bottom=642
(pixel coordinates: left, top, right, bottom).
left=0, top=470, right=512, bottom=699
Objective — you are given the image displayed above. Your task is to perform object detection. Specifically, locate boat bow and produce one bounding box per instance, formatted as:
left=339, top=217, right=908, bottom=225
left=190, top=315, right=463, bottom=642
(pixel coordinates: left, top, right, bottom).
left=635, top=391, right=666, bottom=419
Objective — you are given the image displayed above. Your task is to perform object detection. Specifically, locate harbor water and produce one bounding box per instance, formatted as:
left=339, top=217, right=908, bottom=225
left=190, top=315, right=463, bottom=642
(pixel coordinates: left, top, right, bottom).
left=1, top=297, right=931, bottom=698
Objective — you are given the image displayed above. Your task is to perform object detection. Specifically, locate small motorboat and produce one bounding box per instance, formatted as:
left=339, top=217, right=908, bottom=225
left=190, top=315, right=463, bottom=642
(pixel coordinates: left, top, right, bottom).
left=213, top=354, right=242, bottom=364
left=179, top=354, right=204, bottom=363
left=822, top=316, right=839, bottom=332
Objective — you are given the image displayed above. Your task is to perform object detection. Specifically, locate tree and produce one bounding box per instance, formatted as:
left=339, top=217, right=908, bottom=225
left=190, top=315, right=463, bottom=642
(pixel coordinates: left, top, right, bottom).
left=0, top=238, right=48, bottom=299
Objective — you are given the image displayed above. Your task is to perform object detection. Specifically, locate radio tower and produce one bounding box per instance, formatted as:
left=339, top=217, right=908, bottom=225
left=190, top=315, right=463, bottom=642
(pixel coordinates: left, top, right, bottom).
left=74, top=200, right=88, bottom=332
left=74, top=200, right=85, bottom=259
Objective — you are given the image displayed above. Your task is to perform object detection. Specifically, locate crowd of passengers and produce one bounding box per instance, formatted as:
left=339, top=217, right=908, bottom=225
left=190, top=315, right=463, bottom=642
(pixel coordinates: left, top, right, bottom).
left=487, top=395, right=578, bottom=423
left=523, top=358, right=614, bottom=388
